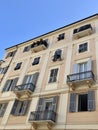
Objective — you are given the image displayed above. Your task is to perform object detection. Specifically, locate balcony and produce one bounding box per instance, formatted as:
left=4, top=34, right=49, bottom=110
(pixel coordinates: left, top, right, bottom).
left=73, top=24, right=93, bottom=39
left=14, top=83, right=35, bottom=98
left=29, top=110, right=56, bottom=129
left=31, top=39, right=48, bottom=52
left=67, top=71, right=94, bottom=89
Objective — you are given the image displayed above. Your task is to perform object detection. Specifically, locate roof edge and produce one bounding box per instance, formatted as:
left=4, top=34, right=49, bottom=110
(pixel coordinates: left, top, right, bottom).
left=5, top=13, right=98, bottom=50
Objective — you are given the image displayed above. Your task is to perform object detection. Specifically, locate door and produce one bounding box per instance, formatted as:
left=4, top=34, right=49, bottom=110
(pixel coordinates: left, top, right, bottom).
left=43, top=99, right=53, bottom=119
left=78, top=62, right=87, bottom=80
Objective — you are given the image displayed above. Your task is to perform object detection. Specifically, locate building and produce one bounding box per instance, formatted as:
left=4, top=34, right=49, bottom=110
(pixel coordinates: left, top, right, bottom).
left=0, top=13, right=98, bottom=130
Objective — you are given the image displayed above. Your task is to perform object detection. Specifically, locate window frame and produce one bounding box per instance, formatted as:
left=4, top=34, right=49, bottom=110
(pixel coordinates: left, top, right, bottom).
left=57, top=33, right=65, bottom=41
left=14, top=62, right=22, bottom=70
left=32, top=57, right=40, bottom=65
left=48, top=68, right=59, bottom=83
left=78, top=42, right=89, bottom=54
left=6, top=50, right=16, bottom=58
left=76, top=93, right=88, bottom=112
left=69, top=91, right=95, bottom=113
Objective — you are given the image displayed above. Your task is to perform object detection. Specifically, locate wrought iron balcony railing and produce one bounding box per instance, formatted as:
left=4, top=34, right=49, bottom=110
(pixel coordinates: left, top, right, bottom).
left=14, top=83, right=35, bottom=92
left=73, top=24, right=92, bottom=34
left=29, top=110, right=56, bottom=122
left=31, top=40, right=48, bottom=49
left=67, top=71, right=94, bottom=83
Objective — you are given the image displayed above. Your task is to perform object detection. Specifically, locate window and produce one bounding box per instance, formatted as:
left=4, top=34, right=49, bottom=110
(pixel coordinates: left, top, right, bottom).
left=72, top=59, right=92, bottom=74
left=0, top=66, right=9, bottom=74
left=57, top=33, right=65, bottom=41
left=36, top=96, right=58, bottom=112
left=73, top=24, right=92, bottom=34
left=69, top=91, right=95, bottom=112
left=48, top=68, right=58, bottom=83
left=78, top=43, right=88, bottom=53
left=6, top=50, right=16, bottom=58
left=2, top=78, right=18, bottom=92
left=44, top=99, right=53, bottom=111
left=78, top=62, right=87, bottom=79
left=78, top=94, right=88, bottom=111
left=22, top=72, right=39, bottom=88
left=53, top=49, right=62, bottom=61
left=0, top=103, right=8, bottom=117
left=23, top=46, right=31, bottom=52
left=11, top=100, right=30, bottom=116
left=32, top=57, right=40, bottom=65
left=14, top=62, right=22, bottom=70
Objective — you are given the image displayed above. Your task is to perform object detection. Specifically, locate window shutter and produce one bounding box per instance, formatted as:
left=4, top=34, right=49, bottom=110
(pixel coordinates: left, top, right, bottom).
left=3, top=66, right=9, bottom=74
left=52, top=96, right=58, bottom=112
left=0, top=103, right=8, bottom=117
left=2, top=80, right=11, bottom=92
left=88, top=91, right=95, bottom=111
left=10, top=78, right=19, bottom=91
left=22, top=75, right=29, bottom=84
left=72, top=64, right=78, bottom=74
left=72, top=64, right=78, bottom=81
left=87, top=58, right=92, bottom=71
left=69, top=93, right=76, bottom=112
left=36, top=98, right=44, bottom=111
left=32, top=72, right=39, bottom=85
left=11, top=99, right=19, bottom=115
left=20, top=100, right=29, bottom=115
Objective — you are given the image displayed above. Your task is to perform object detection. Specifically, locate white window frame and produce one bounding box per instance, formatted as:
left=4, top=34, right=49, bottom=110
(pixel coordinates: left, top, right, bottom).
left=48, top=66, right=60, bottom=84
left=77, top=41, right=89, bottom=54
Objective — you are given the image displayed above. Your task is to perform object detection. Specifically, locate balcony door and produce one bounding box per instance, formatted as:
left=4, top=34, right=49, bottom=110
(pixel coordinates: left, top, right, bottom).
left=78, top=62, right=87, bottom=80
left=43, top=99, right=53, bottom=119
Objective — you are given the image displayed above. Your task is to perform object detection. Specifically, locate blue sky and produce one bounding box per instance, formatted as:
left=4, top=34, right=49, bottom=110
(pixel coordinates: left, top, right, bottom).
left=0, top=0, right=98, bottom=59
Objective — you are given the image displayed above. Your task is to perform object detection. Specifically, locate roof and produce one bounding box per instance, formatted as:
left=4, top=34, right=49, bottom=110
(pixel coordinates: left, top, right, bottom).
left=5, top=13, right=98, bottom=50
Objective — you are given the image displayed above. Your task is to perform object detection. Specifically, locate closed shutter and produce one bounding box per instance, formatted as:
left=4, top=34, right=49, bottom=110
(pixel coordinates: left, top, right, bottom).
left=2, top=80, right=11, bottom=92
left=32, top=72, right=39, bottom=85
left=72, top=64, right=78, bottom=74
left=69, top=93, right=76, bottom=112
left=10, top=78, right=18, bottom=91
left=72, top=64, right=78, bottom=81
left=88, top=91, right=95, bottom=111
left=87, top=58, right=92, bottom=71
left=52, top=96, right=58, bottom=112
left=20, top=100, right=29, bottom=115
left=36, top=98, right=44, bottom=111
left=0, top=103, right=8, bottom=117
left=11, top=99, right=19, bottom=115
left=87, top=58, right=92, bottom=78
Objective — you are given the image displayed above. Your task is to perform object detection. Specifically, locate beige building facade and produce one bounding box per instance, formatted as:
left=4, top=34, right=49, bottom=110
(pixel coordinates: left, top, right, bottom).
left=0, top=14, right=98, bottom=130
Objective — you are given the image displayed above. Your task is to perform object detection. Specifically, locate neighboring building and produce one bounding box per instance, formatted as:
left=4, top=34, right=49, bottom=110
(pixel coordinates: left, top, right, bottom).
left=0, top=13, right=98, bottom=130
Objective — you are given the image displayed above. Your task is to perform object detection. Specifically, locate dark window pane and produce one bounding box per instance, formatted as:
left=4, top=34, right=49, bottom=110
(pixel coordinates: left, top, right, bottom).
left=78, top=94, right=88, bottom=112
